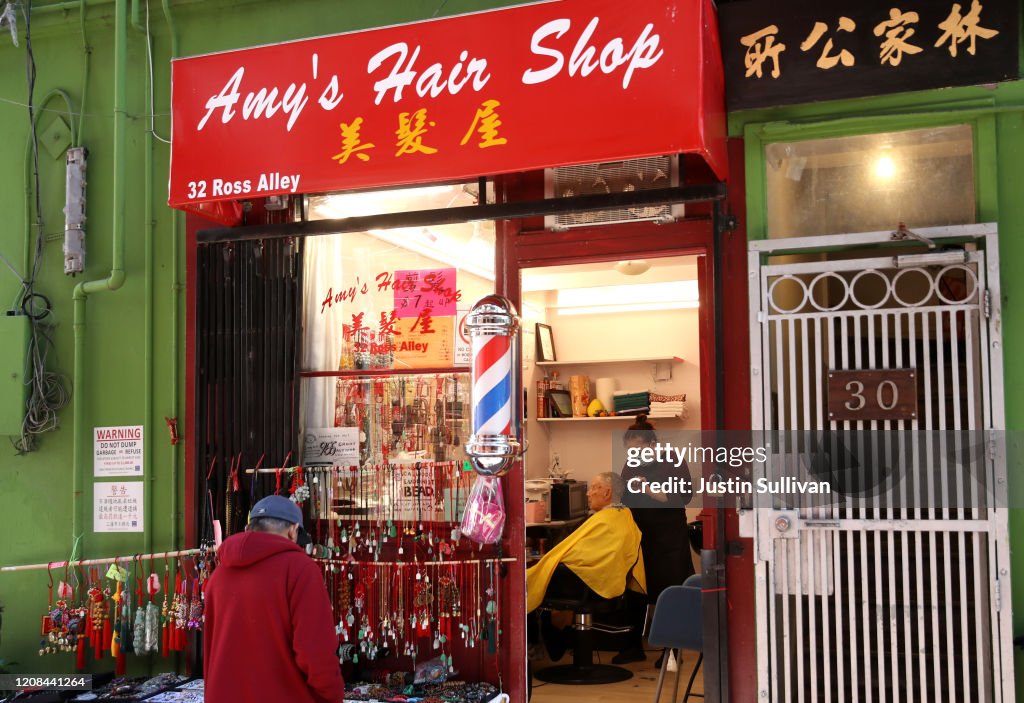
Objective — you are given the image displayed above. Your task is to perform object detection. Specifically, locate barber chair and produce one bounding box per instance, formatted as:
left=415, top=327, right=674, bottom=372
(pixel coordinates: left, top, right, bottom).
left=534, top=565, right=635, bottom=685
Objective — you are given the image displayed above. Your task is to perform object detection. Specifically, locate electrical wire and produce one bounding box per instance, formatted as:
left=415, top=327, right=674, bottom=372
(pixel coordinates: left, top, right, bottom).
left=144, top=0, right=170, bottom=144
left=12, top=0, right=72, bottom=454
left=0, top=94, right=168, bottom=119
left=432, top=0, right=450, bottom=18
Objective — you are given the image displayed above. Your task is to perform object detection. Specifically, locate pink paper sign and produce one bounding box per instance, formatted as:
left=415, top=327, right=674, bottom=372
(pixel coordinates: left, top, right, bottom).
left=393, top=268, right=460, bottom=318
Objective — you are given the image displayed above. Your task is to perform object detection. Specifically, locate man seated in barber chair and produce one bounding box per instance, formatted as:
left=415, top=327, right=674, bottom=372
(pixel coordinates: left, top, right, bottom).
left=527, top=472, right=648, bottom=672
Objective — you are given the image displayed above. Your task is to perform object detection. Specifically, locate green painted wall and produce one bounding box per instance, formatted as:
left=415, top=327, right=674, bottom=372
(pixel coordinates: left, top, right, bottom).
left=3, top=0, right=1020, bottom=692
left=729, top=80, right=1024, bottom=696
left=0, top=0, right=521, bottom=675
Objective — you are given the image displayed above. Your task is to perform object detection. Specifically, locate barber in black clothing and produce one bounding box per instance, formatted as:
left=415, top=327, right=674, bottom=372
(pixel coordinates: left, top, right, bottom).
left=618, top=414, right=694, bottom=665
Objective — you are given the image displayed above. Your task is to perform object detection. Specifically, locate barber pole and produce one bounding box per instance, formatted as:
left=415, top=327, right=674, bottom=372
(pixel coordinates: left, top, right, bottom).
left=464, top=295, right=523, bottom=476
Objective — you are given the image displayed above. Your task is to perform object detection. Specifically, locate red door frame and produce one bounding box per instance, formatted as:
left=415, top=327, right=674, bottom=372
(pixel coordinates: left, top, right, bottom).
left=495, top=213, right=719, bottom=699
left=494, top=138, right=755, bottom=701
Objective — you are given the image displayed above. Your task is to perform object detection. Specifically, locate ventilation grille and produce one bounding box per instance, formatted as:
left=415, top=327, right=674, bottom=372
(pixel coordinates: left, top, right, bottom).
left=544, top=155, right=682, bottom=230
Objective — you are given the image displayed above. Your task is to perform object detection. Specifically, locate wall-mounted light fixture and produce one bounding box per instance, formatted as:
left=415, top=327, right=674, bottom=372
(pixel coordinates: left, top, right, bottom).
left=613, top=259, right=651, bottom=276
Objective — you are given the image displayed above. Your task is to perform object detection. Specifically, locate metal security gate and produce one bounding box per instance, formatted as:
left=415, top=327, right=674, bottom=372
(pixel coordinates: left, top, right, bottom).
left=744, top=224, right=1014, bottom=702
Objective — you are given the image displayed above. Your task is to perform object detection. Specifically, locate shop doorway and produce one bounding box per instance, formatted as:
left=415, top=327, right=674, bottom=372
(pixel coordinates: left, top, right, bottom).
left=521, top=254, right=707, bottom=701
left=509, top=210, right=721, bottom=698
left=746, top=224, right=1014, bottom=701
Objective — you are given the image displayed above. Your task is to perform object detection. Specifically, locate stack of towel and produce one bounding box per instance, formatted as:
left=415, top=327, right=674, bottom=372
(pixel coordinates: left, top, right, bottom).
left=650, top=392, right=687, bottom=419
left=613, top=390, right=650, bottom=416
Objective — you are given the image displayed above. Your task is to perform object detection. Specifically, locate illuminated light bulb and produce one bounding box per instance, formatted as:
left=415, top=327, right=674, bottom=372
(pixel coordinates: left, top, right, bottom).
left=875, top=155, right=896, bottom=180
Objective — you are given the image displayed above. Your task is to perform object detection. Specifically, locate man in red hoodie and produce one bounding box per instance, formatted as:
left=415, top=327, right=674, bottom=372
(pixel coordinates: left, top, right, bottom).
left=204, top=495, right=344, bottom=703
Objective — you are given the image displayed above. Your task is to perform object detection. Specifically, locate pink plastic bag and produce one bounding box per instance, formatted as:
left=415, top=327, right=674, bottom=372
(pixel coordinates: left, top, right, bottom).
left=460, top=475, right=506, bottom=545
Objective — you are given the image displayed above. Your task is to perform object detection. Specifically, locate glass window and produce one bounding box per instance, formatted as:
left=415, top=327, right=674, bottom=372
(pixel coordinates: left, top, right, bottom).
left=299, top=184, right=494, bottom=466
left=765, top=125, right=975, bottom=238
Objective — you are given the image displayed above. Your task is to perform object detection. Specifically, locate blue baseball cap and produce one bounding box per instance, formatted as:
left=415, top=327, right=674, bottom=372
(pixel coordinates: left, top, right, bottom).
left=249, top=494, right=304, bottom=527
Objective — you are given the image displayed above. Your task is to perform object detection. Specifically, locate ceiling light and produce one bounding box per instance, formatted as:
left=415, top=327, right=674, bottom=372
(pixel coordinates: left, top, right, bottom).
left=559, top=301, right=699, bottom=316
left=875, top=155, right=896, bottom=180
left=613, top=260, right=651, bottom=276
left=363, top=229, right=495, bottom=281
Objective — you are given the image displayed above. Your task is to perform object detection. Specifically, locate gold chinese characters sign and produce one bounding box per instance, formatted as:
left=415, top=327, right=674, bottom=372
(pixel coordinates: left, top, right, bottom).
left=719, top=0, right=1018, bottom=110
left=827, top=369, right=918, bottom=422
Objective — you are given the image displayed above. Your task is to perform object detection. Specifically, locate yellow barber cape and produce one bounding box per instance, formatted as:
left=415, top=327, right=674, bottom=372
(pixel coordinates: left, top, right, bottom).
left=527, top=506, right=646, bottom=613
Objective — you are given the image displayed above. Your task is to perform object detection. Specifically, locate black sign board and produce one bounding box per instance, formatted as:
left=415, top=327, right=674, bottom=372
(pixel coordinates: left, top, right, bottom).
left=719, top=0, right=1020, bottom=110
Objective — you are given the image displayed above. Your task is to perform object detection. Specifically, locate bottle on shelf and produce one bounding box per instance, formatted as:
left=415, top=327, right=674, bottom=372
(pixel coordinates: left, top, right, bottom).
left=536, top=373, right=549, bottom=419
left=549, top=370, right=562, bottom=391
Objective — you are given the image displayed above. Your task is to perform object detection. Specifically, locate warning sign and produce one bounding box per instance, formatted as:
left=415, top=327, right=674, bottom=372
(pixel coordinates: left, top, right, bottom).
left=94, top=482, right=144, bottom=533
left=93, top=425, right=144, bottom=477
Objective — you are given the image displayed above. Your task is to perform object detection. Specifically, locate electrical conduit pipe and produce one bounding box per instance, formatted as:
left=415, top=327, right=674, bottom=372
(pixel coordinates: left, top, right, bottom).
left=72, top=0, right=128, bottom=553
left=162, top=0, right=181, bottom=556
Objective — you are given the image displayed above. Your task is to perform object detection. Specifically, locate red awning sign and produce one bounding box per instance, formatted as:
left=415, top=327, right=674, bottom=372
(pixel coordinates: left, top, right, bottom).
left=170, top=0, right=726, bottom=222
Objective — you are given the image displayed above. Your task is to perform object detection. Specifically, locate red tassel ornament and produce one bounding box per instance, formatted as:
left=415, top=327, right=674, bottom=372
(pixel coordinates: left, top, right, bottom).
left=101, top=615, right=111, bottom=652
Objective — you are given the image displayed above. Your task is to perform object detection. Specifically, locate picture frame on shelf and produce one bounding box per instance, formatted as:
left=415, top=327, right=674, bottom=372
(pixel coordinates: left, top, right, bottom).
left=536, top=323, right=556, bottom=362
left=547, top=389, right=573, bottom=418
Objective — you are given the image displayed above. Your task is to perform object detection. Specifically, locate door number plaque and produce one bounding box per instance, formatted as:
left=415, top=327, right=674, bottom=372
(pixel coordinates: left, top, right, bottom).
left=827, top=369, right=917, bottom=422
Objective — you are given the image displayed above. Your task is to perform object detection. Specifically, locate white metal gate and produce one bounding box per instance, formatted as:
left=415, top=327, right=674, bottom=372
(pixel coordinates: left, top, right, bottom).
left=745, top=224, right=1014, bottom=702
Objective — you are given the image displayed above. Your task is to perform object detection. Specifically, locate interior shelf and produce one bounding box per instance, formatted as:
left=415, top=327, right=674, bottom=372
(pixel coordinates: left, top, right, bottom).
left=535, top=356, right=682, bottom=366
left=537, top=414, right=681, bottom=422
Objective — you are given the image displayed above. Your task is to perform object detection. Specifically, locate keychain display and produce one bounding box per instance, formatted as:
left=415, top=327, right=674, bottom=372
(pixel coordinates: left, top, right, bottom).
left=31, top=549, right=213, bottom=669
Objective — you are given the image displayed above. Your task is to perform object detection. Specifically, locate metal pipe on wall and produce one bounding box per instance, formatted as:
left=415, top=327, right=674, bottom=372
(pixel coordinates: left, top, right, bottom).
left=163, top=0, right=181, bottom=555
left=129, top=0, right=141, bottom=31
left=129, top=0, right=156, bottom=567
left=71, top=0, right=128, bottom=553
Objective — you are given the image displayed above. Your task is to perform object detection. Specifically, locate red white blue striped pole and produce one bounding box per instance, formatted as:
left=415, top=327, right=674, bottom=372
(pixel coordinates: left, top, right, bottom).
left=464, top=295, right=522, bottom=476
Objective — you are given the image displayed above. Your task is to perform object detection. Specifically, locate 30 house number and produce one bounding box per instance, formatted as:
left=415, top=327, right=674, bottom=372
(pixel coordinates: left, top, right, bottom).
left=827, top=369, right=917, bottom=421
left=842, top=379, right=901, bottom=412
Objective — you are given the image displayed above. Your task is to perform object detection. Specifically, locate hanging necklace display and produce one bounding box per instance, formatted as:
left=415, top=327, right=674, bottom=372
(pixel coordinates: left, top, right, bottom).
left=39, top=564, right=79, bottom=656
left=71, top=568, right=87, bottom=670
left=160, top=561, right=171, bottom=656
left=107, top=560, right=129, bottom=675
left=38, top=565, right=55, bottom=655
left=143, top=562, right=161, bottom=654
left=132, top=557, right=146, bottom=655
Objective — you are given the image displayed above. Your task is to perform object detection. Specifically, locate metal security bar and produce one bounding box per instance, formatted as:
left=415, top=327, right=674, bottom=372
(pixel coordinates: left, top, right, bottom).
left=195, top=238, right=303, bottom=540
left=746, top=224, right=1013, bottom=702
